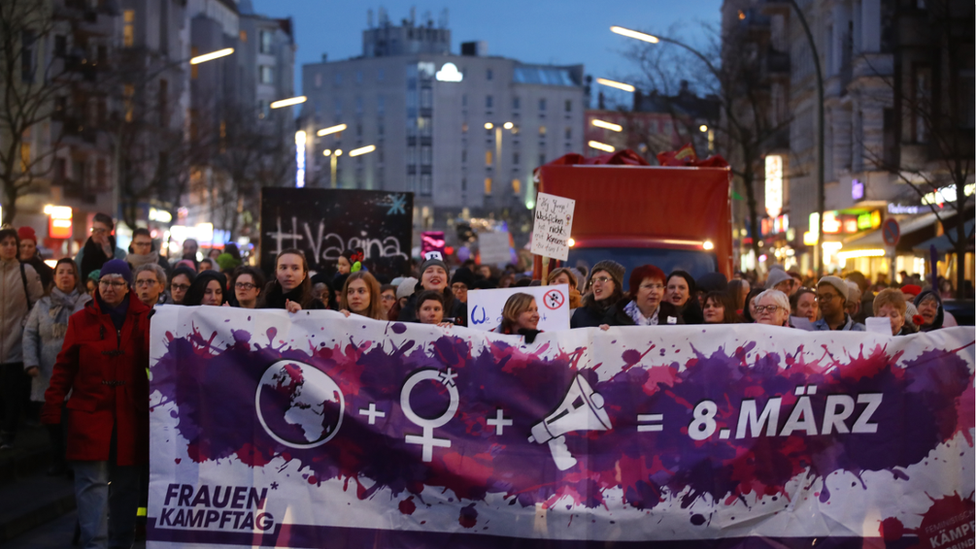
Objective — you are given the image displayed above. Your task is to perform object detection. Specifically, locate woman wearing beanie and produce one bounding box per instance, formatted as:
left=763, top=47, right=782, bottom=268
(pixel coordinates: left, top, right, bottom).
left=397, top=255, right=463, bottom=324
left=18, top=226, right=54, bottom=290
left=603, top=264, right=682, bottom=327
left=914, top=289, right=947, bottom=332
left=571, top=260, right=625, bottom=328
left=259, top=249, right=325, bottom=312
left=41, top=259, right=151, bottom=549
left=23, top=258, right=89, bottom=474
left=666, top=270, right=704, bottom=325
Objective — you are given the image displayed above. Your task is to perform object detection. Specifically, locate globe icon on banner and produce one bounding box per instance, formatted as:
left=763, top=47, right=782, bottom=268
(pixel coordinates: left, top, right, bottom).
left=255, top=360, right=345, bottom=449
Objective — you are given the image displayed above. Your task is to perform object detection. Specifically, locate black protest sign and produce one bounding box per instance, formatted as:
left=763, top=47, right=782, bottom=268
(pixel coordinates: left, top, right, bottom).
left=260, top=188, right=413, bottom=280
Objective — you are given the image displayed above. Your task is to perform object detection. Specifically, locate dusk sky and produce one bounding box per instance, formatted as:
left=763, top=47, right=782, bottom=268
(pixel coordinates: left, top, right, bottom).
left=250, top=1, right=723, bottom=107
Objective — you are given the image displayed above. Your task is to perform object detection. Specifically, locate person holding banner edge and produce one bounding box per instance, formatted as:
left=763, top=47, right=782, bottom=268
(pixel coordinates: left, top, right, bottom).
left=260, top=249, right=326, bottom=312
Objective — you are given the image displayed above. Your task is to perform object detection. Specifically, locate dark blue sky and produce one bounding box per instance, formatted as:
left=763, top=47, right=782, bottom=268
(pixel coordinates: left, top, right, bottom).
left=250, top=1, right=723, bottom=107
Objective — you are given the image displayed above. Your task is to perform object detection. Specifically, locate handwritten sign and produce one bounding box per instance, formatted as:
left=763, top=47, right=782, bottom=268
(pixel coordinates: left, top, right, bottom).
left=478, top=231, right=512, bottom=266
left=260, top=188, right=413, bottom=280
left=466, top=284, right=570, bottom=333
left=530, top=192, right=575, bottom=261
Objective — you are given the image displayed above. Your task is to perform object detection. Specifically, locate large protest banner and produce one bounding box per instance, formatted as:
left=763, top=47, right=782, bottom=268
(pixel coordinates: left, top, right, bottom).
left=147, top=306, right=975, bottom=548
left=260, top=188, right=413, bottom=280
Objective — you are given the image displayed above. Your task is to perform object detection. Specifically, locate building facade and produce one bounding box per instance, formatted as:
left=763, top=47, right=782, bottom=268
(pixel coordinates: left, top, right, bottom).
left=299, top=10, right=586, bottom=244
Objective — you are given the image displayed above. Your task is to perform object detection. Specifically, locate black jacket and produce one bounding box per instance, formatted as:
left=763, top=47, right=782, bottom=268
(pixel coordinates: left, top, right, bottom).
left=398, top=285, right=465, bottom=326
left=603, top=299, right=684, bottom=326
left=571, top=296, right=622, bottom=328
left=259, top=282, right=326, bottom=310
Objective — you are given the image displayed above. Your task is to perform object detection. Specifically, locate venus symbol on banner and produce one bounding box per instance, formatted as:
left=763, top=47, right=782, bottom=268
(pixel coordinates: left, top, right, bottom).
left=401, top=368, right=460, bottom=462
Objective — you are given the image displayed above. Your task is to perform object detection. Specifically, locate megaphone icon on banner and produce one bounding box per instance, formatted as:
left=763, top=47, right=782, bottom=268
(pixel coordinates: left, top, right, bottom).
left=527, top=374, right=612, bottom=470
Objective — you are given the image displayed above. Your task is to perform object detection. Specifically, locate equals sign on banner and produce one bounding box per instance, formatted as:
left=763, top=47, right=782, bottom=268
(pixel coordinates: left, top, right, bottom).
left=637, top=414, right=663, bottom=432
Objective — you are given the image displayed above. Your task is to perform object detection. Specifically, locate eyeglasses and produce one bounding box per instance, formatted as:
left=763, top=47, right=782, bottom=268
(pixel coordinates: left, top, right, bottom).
left=99, top=280, right=127, bottom=289
left=235, top=282, right=256, bottom=290
left=171, top=283, right=190, bottom=292
left=381, top=295, right=396, bottom=301
left=591, top=276, right=612, bottom=284
left=135, top=279, right=157, bottom=287
left=754, top=305, right=782, bottom=314
left=91, top=227, right=108, bottom=234
left=640, top=283, right=665, bottom=291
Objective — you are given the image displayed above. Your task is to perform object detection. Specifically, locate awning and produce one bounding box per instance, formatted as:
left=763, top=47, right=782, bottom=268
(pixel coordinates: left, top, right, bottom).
left=841, top=212, right=940, bottom=251
left=912, top=219, right=975, bottom=254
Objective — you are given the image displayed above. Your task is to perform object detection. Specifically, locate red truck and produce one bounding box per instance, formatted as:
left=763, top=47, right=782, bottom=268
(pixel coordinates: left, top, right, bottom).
left=534, top=151, right=733, bottom=280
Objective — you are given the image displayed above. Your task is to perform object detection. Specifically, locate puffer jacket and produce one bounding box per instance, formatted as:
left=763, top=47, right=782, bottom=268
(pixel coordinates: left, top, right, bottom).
left=41, top=291, right=151, bottom=466
left=0, top=258, right=44, bottom=364
left=22, top=290, right=91, bottom=401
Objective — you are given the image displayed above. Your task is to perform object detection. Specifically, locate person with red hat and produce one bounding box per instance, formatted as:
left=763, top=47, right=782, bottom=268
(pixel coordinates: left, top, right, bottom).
left=17, top=226, right=53, bottom=290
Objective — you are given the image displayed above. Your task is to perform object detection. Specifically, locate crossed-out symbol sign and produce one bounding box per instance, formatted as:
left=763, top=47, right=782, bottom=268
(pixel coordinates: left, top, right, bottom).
left=544, top=289, right=565, bottom=310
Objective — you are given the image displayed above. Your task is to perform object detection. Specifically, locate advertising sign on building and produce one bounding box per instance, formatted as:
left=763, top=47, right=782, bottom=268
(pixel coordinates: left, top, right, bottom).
left=764, top=154, right=783, bottom=218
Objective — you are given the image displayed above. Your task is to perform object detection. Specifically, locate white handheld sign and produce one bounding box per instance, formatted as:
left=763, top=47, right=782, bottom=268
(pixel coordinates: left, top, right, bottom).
left=467, top=284, right=570, bottom=333
left=530, top=192, right=575, bottom=261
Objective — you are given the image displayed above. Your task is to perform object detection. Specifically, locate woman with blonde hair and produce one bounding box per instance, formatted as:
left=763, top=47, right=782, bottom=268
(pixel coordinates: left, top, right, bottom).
left=340, top=271, right=385, bottom=321
left=496, top=293, right=541, bottom=342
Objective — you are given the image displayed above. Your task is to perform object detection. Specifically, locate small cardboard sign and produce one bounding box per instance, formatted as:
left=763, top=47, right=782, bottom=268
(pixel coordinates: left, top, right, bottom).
left=466, top=284, right=570, bottom=333
left=478, top=232, right=511, bottom=266
left=530, top=192, right=575, bottom=261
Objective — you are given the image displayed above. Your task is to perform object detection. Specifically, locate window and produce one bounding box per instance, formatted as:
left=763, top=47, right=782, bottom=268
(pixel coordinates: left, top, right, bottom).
left=123, top=10, right=135, bottom=47
left=20, top=142, right=30, bottom=172
left=461, top=150, right=467, bottom=163
left=461, top=123, right=468, bottom=133
left=420, top=175, right=432, bottom=196
left=486, top=68, right=493, bottom=80
left=485, top=151, right=493, bottom=166
left=512, top=179, right=521, bottom=194
left=158, top=79, right=168, bottom=126
left=190, top=47, right=198, bottom=79
left=123, top=84, right=134, bottom=122
left=421, top=146, right=432, bottom=164
left=315, top=73, right=322, bottom=88
left=914, top=66, right=931, bottom=142
left=539, top=98, right=547, bottom=111
left=377, top=68, right=385, bottom=82
left=513, top=152, right=519, bottom=164
left=239, top=30, right=247, bottom=42
left=407, top=174, right=417, bottom=192
left=259, top=66, right=274, bottom=84
left=565, top=99, right=572, bottom=112
left=258, top=100, right=269, bottom=119
left=407, top=148, right=417, bottom=166
left=333, top=98, right=342, bottom=117
left=513, top=97, right=520, bottom=110
left=356, top=123, right=362, bottom=136
left=377, top=96, right=385, bottom=115
left=420, top=88, right=432, bottom=108
left=21, top=31, right=35, bottom=83
left=486, top=95, right=493, bottom=109
left=462, top=94, right=467, bottom=107
left=539, top=126, right=546, bottom=136
left=564, top=127, right=571, bottom=139
left=356, top=70, right=363, bottom=83
left=334, top=72, right=342, bottom=85
left=484, top=177, right=492, bottom=195
left=260, top=30, right=273, bottom=54
left=356, top=96, right=363, bottom=114
left=378, top=120, right=384, bottom=136
left=419, top=117, right=431, bottom=136
left=461, top=177, right=467, bottom=191
left=539, top=154, right=546, bottom=166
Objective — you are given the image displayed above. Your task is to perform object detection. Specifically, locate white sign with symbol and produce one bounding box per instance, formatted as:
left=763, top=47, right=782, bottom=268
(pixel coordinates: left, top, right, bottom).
left=466, top=285, right=570, bottom=333
left=530, top=192, right=575, bottom=261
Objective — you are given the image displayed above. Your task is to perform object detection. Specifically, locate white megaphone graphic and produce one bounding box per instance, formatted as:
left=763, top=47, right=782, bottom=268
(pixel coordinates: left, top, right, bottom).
left=527, top=374, right=612, bottom=470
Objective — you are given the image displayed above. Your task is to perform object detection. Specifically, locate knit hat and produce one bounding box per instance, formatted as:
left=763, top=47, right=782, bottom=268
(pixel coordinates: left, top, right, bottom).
left=420, top=256, right=448, bottom=278
left=17, top=226, right=37, bottom=244
left=697, top=272, right=728, bottom=293
left=901, top=284, right=922, bottom=297
left=216, top=252, right=242, bottom=272
left=397, top=277, right=419, bottom=299
left=87, top=269, right=101, bottom=283
left=587, top=260, right=625, bottom=291
left=765, top=268, right=793, bottom=290
left=451, top=267, right=475, bottom=289
left=817, top=275, right=849, bottom=303
left=99, top=258, right=132, bottom=287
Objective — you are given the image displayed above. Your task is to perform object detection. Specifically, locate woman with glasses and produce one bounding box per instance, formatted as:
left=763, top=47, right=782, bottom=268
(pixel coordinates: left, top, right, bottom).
left=231, top=266, right=265, bottom=309
left=132, top=264, right=167, bottom=308
left=166, top=266, right=196, bottom=305
left=603, top=264, right=682, bottom=327
left=752, top=289, right=792, bottom=327
left=41, top=259, right=151, bottom=549
left=571, top=261, right=625, bottom=328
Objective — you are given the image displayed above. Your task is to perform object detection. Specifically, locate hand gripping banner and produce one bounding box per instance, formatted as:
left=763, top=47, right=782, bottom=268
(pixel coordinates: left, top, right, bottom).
left=146, top=307, right=975, bottom=548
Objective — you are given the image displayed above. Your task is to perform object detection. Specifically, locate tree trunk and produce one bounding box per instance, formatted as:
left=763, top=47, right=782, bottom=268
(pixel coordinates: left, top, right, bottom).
left=954, top=190, right=967, bottom=300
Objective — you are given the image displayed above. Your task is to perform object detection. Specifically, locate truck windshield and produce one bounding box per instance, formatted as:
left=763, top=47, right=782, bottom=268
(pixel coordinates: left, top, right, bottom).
left=565, top=248, right=718, bottom=280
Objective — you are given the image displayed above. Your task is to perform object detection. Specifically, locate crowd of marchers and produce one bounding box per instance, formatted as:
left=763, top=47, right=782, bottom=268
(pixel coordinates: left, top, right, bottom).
left=0, top=210, right=967, bottom=549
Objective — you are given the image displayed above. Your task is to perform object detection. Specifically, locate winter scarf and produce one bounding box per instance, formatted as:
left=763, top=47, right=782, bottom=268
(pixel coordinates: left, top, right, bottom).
left=81, top=235, right=116, bottom=281
left=48, top=287, right=81, bottom=339
left=127, top=250, right=160, bottom=269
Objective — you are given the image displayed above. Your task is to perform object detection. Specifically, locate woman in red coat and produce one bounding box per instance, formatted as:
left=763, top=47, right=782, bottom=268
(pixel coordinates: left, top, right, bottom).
left=42, top=259, right=151, bottom=549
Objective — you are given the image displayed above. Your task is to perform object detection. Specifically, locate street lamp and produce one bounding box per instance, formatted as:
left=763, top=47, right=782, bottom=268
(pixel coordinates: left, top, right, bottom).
left=317, top=123, right=346, bottom=137
left=322, top=149, right=342, bottom=188
left=595, top=78, right=635, bottom=93
left=189, top=47, right=234, bottom=65
left=612, top=20, right=825, bottom=276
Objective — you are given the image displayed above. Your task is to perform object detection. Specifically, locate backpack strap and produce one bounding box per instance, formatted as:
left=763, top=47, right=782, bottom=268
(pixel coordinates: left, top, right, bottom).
left=19, top=261, right=32, bottom=310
